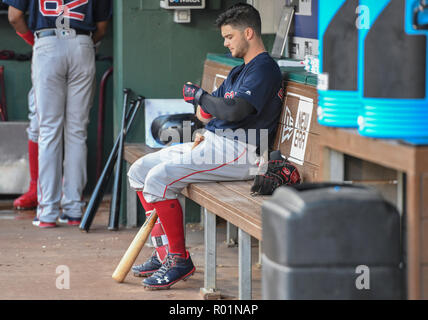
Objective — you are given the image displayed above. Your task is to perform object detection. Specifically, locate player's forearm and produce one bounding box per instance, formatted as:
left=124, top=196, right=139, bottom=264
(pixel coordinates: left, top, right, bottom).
left=182, top=82, right=256, bottom=122
left=199, top=95, right=256, bottom=122
left=92, top=21, right=109, bottom=44
left=8, top=6, right=29, bottom=34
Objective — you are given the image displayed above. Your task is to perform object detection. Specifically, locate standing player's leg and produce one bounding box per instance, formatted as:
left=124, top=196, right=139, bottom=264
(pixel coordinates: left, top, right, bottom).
left=61, top=35, right=96, bottom=225
left=32, top=36, right=67, bottom=228
left=14, top=87, right=39, bottom=211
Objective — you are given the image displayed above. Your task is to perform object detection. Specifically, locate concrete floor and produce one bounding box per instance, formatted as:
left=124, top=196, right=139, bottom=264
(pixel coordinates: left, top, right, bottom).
left=0, top=198, right=261, bottom=300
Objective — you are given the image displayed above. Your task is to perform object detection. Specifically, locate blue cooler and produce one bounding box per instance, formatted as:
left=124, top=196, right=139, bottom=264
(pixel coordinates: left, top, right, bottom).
left=318, top=0, right=361, bottom=128
left=358, top=0, right=428, bottom=144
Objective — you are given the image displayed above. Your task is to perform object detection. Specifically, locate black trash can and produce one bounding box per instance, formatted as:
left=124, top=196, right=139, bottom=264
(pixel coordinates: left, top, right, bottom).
left=262, top=183, right=404, bottom=300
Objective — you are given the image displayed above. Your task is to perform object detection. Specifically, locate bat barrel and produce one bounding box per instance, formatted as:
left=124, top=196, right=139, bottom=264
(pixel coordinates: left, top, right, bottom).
left=112, top=210, right=158, bottom=283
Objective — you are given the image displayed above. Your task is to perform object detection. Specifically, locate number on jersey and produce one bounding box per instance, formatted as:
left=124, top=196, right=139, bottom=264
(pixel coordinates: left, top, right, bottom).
left=39, top=0, right=88, bottom=21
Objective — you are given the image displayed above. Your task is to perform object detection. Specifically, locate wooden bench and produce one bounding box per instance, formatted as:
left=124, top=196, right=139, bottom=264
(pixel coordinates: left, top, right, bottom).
left=123, top=58, right=321, bottom=299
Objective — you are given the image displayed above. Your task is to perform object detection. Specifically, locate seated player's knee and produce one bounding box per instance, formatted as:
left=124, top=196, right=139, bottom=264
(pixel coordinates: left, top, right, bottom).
left=142, top=163, right=175, bottom=196
left=128, top=157, right=150, bottom=190
left=143, top=164, right=165, bottom=187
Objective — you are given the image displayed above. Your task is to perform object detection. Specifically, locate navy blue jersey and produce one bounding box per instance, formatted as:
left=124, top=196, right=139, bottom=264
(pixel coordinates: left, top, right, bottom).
left=206, top=52, right=284, bottom=150
left=3, top=0, right=112, bottom=32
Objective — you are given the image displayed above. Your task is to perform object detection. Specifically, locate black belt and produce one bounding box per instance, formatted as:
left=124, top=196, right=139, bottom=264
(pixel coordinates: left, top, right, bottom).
left=35, top=29, right=91, bottom=38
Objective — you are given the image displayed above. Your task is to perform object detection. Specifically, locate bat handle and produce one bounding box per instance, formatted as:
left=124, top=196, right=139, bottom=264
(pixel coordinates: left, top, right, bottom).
left=112, top=210, right=158, bottom=283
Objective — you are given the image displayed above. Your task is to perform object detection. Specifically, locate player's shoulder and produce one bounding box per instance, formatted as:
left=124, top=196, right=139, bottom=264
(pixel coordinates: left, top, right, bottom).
left=250, top=52, right=278, bottom=68
left=2, top=0, right=29, bottom=12
left=2, top=0, right=25, bottom=7
left=248, top=52, right=282, bottom=77
left=229, top=62, right=245, bottom=74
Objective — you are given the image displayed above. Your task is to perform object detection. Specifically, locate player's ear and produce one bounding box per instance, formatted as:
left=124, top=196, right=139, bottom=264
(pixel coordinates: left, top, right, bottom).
left=245, top=27, right=254, bottom=41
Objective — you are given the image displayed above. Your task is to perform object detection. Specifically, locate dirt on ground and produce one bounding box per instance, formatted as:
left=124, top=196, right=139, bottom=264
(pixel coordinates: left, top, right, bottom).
left=0, top=199, right=261, bottom=300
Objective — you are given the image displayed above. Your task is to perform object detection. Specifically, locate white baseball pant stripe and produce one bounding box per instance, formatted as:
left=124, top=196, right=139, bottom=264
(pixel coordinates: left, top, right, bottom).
left=32, top=32, right=95, bottom=222
left=127, top=130, right=259, bottom=203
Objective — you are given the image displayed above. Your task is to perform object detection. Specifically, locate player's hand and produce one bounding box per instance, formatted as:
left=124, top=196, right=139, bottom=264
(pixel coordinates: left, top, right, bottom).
left=94, top=41, right=101, bottom=54
left=191, top=132, right=205, bottom=150
left=183, top=82, right=206, bottom=106
left=196, top=105, right=213, bottom=123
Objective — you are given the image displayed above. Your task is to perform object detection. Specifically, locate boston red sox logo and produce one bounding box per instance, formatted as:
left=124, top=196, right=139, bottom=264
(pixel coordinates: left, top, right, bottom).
left=224, top=91, right=236, bottom=99
left=282, top=167, right=290, bottom=176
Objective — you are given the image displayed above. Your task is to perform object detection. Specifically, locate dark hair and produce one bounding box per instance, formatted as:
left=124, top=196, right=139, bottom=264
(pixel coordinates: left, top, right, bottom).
left=215, top=3, right=262, bottom=36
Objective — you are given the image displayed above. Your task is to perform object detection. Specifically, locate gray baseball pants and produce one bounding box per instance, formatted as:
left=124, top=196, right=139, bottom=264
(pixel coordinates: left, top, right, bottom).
left=128, top=130, right=259, bottom=203
left=32, top=31, right=95, bottom=222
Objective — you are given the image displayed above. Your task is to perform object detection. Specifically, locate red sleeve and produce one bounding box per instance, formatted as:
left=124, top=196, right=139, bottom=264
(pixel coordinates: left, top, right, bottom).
left=17, top=30, right=34, bottom=46
left=199, top=106, right=212, bottom=119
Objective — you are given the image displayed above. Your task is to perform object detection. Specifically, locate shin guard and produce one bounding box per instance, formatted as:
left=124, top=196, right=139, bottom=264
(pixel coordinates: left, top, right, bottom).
left=137, top=191, right=168, bottom=262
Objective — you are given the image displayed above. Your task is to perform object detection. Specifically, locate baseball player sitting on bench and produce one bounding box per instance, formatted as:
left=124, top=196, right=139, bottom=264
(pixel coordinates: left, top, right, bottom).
left=128, top=3, right=284, bottom=290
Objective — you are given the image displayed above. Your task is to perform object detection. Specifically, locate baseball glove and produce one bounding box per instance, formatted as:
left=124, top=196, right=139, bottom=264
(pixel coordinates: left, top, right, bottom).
left=251, top=157, right=301, bottom=196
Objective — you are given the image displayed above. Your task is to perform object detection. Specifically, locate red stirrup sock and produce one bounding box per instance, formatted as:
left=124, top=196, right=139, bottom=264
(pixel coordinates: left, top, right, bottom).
left=151, top=199, right=186, bottom=258
left=28, top=140, right=38, bottom=185
left=136, top=191, right=169, bottom=261
left=13, top=140, right=38, bottom=209
left=136, top=191, right=155, bottom=212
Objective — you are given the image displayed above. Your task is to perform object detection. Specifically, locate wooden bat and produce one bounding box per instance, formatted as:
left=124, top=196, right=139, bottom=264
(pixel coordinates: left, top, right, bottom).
left=112, top=209, right=158, bottom=283
left=79, top=95, right=144, bottom=232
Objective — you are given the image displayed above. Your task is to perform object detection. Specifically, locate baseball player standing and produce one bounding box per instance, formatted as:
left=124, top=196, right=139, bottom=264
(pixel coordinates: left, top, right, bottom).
left=2, top=3, right=39, bottom=212
left=128, top=3, right=284, bottom=289
left=5, top=0, right=112, bottom=228
left=12, top=87, right=39, bottom=211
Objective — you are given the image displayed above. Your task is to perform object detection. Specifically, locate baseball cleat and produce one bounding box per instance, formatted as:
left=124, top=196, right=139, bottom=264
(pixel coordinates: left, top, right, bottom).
left=35, top=219, right=57, bottom=228
left=38, top=222, right=57, bottom=228
left=58, top=214, right=81, bottom=226
left=13, top=190, right=38, bottom=210
left=58, top=214, right=68, bottom=224
left=142, top=251, right=195, bottom=290
left=132, top=251, right=162, bottom=277
left=32, top=217, right=40, bottom=226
